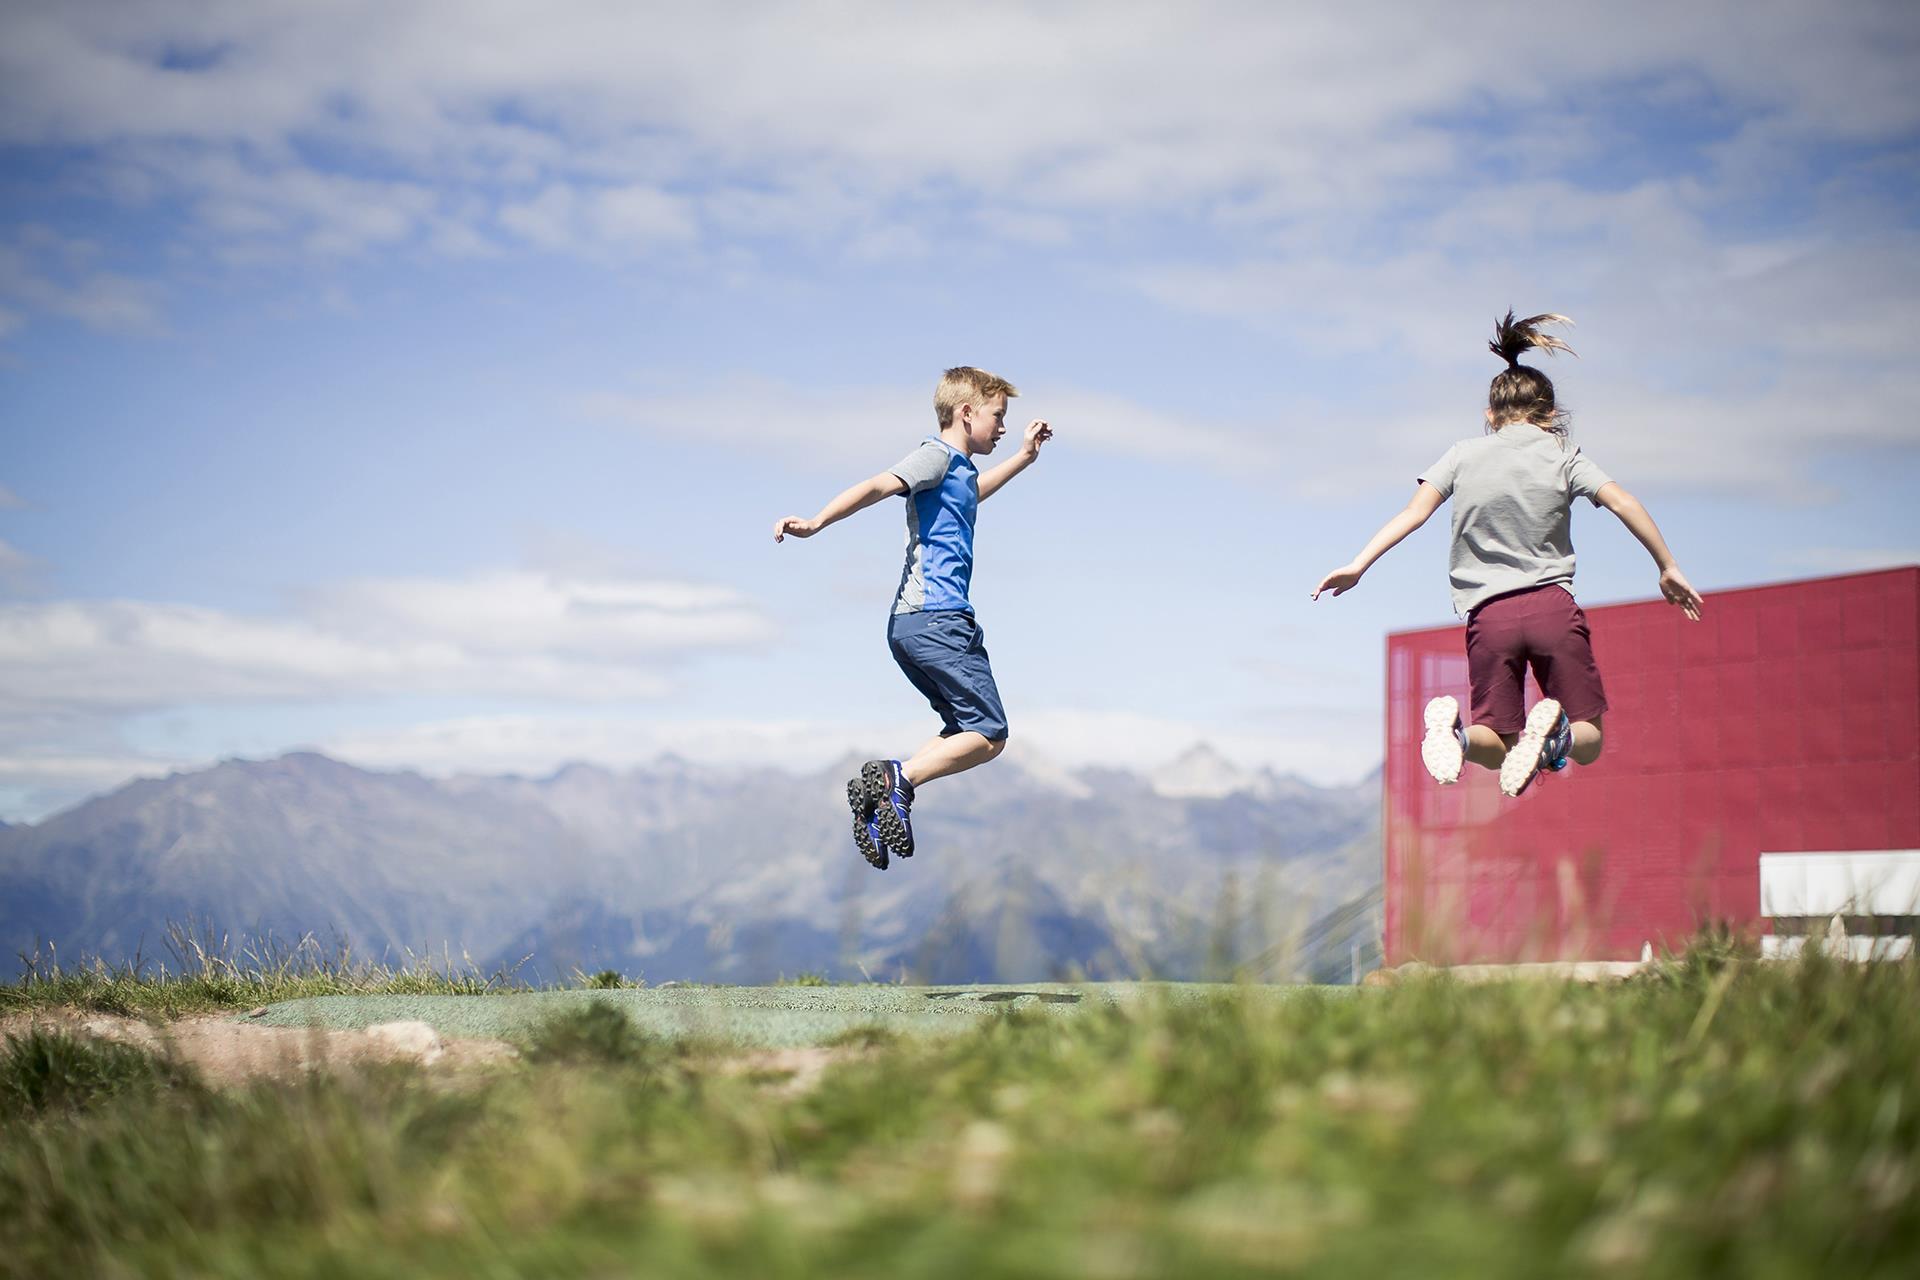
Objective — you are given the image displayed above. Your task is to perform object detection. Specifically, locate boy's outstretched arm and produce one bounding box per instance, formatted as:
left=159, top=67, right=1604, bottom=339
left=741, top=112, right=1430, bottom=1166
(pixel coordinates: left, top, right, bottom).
left=773, top=471, right=908, bottom=542
left=977, top=420, right=1053, bottom=501
left=1310, top=482, right=1446, bottom=600
left=1594, top=482, right=1704, bottom=620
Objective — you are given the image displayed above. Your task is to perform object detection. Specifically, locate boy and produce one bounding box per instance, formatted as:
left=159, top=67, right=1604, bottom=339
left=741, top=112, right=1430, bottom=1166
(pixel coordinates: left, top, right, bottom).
left=774, top=367, right=1053, bottom=867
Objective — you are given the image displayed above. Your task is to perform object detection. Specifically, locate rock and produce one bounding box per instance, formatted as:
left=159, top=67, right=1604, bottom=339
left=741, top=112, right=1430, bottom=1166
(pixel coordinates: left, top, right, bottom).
left=82, top=1017, right=159, bottom=1048
left=1361, top=960, right=1435, bottom=987
left=365, top=1020, right=445, bottom=1064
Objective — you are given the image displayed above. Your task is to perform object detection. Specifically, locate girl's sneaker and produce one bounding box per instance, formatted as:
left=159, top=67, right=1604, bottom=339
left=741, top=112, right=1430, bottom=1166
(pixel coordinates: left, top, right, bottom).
left=1500, top=699, right=1566, bottom=798
left=1421, top=695, right=1468, bottom=785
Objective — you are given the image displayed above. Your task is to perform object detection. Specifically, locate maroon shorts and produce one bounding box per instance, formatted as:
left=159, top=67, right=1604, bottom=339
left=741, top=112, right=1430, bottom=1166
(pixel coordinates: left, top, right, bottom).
left=1464, top=584, right=1609, bottom=734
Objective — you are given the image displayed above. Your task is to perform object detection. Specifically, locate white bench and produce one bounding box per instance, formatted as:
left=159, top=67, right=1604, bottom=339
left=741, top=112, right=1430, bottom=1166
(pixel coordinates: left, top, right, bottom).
left=1759, top=850, right=1920, bottom=960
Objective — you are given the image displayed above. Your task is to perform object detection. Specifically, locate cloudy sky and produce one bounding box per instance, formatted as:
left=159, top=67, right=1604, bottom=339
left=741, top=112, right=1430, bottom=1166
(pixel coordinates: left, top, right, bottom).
left=1, top=1, right=1916, bottom=819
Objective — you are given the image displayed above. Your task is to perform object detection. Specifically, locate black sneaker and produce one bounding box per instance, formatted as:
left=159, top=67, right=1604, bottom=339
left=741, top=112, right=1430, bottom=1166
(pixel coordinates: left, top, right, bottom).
left=862, top=758, right=916, bottom=859
left=846, top=776, right=887, bottom=870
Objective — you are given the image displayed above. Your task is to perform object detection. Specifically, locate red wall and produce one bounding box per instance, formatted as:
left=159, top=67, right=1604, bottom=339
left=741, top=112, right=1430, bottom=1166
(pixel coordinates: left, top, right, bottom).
left=1383, top=567, right=1920, bottom=964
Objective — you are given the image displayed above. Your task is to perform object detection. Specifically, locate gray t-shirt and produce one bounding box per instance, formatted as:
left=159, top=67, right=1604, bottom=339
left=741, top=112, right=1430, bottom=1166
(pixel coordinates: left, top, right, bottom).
left=1419, top=425, right=1614, bottom=616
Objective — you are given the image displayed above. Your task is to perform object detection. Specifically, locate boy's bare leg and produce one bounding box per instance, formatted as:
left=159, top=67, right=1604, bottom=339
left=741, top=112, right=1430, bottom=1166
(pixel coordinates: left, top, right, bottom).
left=1569, top=717, right=1603, bottom=766
left=1465, top=725, right=1511, bottom=771
left=901, top=732, right=1006, bottom=787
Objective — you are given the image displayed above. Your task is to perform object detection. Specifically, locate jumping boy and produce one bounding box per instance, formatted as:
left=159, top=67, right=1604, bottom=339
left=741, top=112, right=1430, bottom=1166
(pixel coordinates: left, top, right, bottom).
left=1311, top=311, right=1704, bottom=797
left=774, top=367, right=1052, bottom=868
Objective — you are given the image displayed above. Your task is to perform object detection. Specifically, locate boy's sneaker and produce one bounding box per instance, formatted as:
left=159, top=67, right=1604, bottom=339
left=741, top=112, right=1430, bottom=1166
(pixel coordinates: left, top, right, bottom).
left=862, top=759, right=916, bottom=859
left=1421, top=695, right=1469, bottom=785
left=846, top=777, right=888, bottom=870
left=1500, top=699, right=1565, bottom=798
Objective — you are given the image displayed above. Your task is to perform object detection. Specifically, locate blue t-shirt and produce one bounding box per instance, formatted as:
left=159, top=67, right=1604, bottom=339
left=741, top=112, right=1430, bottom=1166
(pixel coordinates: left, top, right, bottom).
left=888, top=439, right=977, bottom=615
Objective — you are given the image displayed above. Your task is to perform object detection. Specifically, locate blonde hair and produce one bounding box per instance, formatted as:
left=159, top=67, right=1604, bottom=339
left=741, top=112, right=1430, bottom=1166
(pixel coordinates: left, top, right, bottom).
left=934, top=366, right=1019, bottom=429
left=1487, top=310, right=1576, bottom=433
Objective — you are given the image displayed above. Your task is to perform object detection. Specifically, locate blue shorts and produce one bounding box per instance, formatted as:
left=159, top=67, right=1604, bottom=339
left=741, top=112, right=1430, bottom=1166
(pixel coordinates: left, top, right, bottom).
left=888, top=609, right=1009, bottom=741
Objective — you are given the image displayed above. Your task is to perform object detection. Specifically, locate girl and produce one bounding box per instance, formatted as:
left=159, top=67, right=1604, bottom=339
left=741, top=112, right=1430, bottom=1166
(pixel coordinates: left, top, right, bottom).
left=1311, top=312, right=1703, bottom=797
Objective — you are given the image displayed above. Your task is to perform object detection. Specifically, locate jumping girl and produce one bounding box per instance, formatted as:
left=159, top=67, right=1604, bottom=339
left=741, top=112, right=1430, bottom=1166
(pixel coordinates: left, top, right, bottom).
left=1311, top=311, right=1704, bottom=797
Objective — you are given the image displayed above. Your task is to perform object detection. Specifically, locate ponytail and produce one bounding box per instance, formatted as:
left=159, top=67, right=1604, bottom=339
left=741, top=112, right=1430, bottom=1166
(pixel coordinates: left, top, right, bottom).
left=1488, top=310, right=1575, bottom=366
left=1487, top=310, right=1575, bottom=432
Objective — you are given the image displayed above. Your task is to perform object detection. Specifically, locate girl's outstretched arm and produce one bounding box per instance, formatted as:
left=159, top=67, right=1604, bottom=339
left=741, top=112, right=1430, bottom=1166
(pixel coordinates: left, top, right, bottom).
left=1310, top=482, right=1446, bottom=600
left=1594, top=483, right=1704, bottom=620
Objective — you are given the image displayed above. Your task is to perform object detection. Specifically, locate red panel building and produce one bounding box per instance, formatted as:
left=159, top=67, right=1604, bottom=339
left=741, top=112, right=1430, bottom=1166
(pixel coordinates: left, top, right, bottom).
left=1382, top=567, right=1920, bottom=964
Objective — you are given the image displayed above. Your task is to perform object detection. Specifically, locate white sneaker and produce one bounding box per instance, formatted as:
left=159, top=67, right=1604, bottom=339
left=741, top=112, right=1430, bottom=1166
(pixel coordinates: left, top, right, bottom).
left=1500, top=698, right=1564, bottom=798
left=1421, top=695, right=1466, bottom=785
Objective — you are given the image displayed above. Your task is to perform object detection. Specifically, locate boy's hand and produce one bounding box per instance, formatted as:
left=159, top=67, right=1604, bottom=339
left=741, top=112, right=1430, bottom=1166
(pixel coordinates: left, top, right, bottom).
left=1311, top=564, right=1364, bottom=600
left=1020, top=420, right=1053, bottom=460
left=773, top=516, right=818, bottom=543
left=1660, top=565, right=1703, bottom=621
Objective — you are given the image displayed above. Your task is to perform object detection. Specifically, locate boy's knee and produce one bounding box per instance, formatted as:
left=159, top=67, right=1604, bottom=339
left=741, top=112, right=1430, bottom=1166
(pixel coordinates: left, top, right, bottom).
left=983, top=734, right=1008, bottom=759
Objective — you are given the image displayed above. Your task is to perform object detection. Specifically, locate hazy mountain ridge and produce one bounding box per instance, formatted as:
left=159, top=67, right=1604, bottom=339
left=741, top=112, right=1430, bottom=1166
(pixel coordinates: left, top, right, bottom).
left=0, top=748, right=1381, bottom=983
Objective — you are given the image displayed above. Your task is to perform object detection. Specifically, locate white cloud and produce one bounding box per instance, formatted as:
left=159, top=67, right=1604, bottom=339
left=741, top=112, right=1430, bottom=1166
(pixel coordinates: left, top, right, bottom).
left=0, top=567, right=772, bottom=716
left=321, top=711, right=920, bottom=778
left=0, top=538, right=33, bottom=587
left=0, top=228, right=164, bottom=335
left=0, top=748, right=193, bottom=824
left=499, top=181, right=697, bottom=255
left=582, top=378, right=926, bottom=463
left=0, top=749, right=180, bottom=789
left=1127, top=188, right=1920, bottom=497
left=0, top=702, right=200, bottom=821
left=583, top=375, right=1279, bottom=471
left=2, top=3, right=1913, bottom=259
left=0, top=697, right=1382, bottom=822
left=301, top=571, right=765, bottom=660
left=318, top=704, right=1380, bottom=788
left=593, top=183, right=696, bottom=246
left=185, top=154, right=439, bottom=258
left=1013, top=708, right=1380, bottom=785
left=581, top=349, right=1920, bottom=502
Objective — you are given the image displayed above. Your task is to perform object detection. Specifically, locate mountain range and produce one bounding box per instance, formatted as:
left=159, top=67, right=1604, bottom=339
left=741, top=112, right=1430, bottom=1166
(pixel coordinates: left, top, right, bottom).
left=0, top=746, right=1382, bottom=985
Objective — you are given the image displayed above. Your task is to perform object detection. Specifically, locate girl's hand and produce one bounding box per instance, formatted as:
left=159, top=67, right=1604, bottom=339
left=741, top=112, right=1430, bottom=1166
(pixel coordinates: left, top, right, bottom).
left=773, top=516, right=818, bottom=542
left=1660, top=565, right=1703, bottom=620
left=1311, top=564, right=1364, bottom=600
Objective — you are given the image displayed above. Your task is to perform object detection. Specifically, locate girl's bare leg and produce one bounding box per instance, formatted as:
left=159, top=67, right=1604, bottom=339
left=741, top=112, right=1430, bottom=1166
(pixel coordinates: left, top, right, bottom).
left=1465, top=725, right=1513, bottom=771
left=1569, top=716, right=1604, bottom=766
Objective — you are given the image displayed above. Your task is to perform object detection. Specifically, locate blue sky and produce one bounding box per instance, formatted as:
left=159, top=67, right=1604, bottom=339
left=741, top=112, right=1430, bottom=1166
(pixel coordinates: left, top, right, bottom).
left=2, top=2, right=1917, bottom=819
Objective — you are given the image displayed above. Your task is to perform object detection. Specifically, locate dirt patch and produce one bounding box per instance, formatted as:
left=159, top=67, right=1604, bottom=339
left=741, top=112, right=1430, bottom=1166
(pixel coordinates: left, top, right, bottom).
left=715, top=1045, right=870, bottom=1098
left=2, top=1010, right=871, bottom=1094
left=1362, top=960, right=1649, bottom=987
left=1, top=1010, right=518, bottom=1087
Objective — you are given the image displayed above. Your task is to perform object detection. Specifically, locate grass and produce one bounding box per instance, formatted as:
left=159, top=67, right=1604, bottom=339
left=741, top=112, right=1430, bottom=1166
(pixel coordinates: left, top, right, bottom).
left=2, top=943, right=1916, bottom=1277
left=2, top=923, right=536, bottom=1019
left=0, top=1027, right=204, bottom=1122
